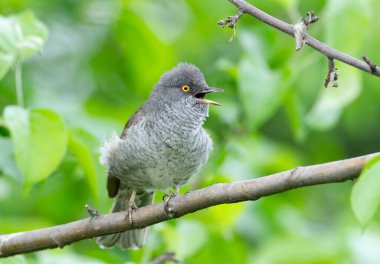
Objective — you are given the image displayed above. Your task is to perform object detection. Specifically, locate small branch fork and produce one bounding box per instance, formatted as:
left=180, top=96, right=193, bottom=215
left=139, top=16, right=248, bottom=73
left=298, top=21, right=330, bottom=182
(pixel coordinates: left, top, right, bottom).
left=0, top=153, right=379, bottom=258
left=304, top=11, right=320, bottom=25
left=85, top=204, right=99, bottom=218
left=218, top=0, right=380, bottom=81
left=218, top=10, right=243, bottom=42
left=294, top=11, right=319, bottom=51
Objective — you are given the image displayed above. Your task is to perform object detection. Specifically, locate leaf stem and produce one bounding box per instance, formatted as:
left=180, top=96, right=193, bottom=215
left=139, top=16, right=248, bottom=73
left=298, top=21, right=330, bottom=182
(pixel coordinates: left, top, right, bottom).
left=15, top=62, right=24, bottom=108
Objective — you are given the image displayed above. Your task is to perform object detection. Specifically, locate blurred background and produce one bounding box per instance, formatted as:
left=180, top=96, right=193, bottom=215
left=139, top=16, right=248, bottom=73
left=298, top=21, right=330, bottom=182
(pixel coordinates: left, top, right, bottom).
left=1, top=0, right=380, bottom=263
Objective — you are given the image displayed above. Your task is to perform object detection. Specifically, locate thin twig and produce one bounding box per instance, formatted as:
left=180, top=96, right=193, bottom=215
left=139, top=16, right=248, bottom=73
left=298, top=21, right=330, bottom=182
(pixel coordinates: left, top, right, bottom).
left=304, top=11, right=319, bottom=26
left=85, top=204, right=99, bottom=218
left=226, top=0, right=380, bottom=77
left=218, top=10, right=244, bottom=42
left=324, top=58, right=339, bottom=88
left=0, top=153, right=378, bottom=258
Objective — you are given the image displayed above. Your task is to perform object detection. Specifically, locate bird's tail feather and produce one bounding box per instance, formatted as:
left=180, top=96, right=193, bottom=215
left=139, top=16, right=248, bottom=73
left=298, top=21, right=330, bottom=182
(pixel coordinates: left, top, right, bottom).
left=97, top=189, right=155, bottom=249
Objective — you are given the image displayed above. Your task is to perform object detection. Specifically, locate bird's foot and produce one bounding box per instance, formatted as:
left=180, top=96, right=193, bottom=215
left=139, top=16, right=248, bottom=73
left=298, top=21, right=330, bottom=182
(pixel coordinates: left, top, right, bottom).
left=125, top=190, right=138, bottom=226
left=126, top=202, right=138, bottom=226
left=162, top=190, right=178, bottom=201
left=162, top=190, right=179, bottom=218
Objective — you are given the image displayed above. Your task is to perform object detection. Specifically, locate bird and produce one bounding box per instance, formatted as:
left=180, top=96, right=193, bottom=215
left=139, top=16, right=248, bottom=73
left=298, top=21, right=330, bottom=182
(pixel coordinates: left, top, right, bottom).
left=96, top=63, right=222, bottom=249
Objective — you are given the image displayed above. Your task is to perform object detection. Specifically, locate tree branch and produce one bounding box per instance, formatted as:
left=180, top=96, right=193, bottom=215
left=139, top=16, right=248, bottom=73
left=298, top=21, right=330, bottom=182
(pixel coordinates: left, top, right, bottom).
left=223, top=0, right=380, bottom=77
left=0, top=153, right=379, bottom=258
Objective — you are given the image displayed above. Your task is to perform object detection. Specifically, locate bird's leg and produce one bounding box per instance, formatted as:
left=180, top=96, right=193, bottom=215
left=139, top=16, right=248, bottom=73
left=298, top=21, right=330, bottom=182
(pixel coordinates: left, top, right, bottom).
left=162, top=186, right=180, bottom=217
left=125, top=189, right=138, bottom=225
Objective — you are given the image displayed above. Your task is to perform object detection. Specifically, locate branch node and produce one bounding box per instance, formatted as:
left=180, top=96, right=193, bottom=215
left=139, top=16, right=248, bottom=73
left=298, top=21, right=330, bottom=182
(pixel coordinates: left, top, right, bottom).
left=294, top=11, right=319, bottom=51
left=289, top=167, right=301, bottom=181
left=85, top=204, right=99, bottom=218
left=324, top=58, right=339, bottom=88
left=218, top=10, right=244, bottom=42
left=51, top=236, right=64, bottom=249
left=362, top=55, right=378, bottom=73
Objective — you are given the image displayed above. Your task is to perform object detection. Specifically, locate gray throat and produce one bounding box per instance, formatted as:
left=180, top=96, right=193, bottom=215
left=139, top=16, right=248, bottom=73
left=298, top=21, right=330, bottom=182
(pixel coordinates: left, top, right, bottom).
left=148, top=98, right=209, bottom=143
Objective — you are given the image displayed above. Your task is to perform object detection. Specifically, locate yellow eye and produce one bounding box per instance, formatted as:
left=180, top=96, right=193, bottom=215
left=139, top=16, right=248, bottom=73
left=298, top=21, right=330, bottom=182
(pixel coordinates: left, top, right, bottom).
left=181, top=84, right=190, bottom=93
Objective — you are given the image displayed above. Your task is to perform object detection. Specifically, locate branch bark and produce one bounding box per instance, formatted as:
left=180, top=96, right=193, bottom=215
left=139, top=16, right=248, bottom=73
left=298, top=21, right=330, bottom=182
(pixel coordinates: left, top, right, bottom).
left=225, top=0, right=380, bottom=76
left=0, top=153, right=379, bottom=258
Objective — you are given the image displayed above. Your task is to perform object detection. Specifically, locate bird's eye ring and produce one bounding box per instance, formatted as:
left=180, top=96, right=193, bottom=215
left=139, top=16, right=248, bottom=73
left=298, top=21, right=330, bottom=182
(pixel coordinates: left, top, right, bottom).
left=181, top=84, right=190, bottom=93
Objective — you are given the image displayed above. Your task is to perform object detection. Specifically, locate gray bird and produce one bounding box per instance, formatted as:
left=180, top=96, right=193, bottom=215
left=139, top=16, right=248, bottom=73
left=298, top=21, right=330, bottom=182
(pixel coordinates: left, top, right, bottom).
left=97, top=63, right=222, bottom=249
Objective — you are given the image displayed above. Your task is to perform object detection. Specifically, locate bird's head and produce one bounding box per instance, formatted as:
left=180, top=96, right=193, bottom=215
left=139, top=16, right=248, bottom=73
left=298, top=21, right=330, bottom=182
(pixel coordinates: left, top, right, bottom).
left=151, top=63, right=223, bottom=111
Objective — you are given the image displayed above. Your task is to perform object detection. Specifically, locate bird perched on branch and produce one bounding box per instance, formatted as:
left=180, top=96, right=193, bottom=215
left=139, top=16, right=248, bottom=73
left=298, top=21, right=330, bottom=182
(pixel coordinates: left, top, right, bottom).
left=97, top=63, right=222, bottom=249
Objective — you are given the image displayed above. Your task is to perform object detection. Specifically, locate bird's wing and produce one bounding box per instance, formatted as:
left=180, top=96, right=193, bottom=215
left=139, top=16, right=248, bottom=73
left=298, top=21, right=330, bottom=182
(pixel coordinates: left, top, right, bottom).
left=120, top=104, right=148, bottom=139
left=106, top=104, right=149, bottom=198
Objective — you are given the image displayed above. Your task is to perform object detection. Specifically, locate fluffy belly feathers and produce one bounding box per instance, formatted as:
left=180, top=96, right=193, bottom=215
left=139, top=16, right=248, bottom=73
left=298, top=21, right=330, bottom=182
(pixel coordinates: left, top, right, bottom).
left=100, top=125, right=212, bottom=191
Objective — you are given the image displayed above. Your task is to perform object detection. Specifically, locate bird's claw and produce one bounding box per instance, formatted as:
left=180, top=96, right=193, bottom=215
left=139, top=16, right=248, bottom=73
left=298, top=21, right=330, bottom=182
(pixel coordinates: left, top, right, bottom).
left=162, top=190, right=178, bottom=201
left=125, top=206, right=137, bottom=226
left=125, top=190, right=138, bottom=226
left=163, top=191, right=178, bottom=217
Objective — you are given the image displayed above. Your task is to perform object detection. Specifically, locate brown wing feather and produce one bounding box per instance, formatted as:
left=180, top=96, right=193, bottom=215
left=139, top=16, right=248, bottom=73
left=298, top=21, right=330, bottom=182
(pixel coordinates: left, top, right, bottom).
left=120, top=105, right=148, bottom=139
left=106, top=104, right=149, bottom=197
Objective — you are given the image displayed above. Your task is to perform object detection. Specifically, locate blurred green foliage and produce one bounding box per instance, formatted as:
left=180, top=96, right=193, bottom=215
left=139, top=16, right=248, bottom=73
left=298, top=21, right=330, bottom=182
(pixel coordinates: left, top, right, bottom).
left=351, top=156, right=380, bottom=227
left=0, top=10, right=47, bottom=79
left=1, top=0, right=380, bottom=263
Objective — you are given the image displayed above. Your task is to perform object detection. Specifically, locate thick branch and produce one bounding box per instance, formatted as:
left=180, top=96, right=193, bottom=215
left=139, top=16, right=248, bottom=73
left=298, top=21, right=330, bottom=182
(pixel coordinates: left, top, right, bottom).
left=227, top=0, right=380, bottom=76
left=0, top=153, right=378, bottom=258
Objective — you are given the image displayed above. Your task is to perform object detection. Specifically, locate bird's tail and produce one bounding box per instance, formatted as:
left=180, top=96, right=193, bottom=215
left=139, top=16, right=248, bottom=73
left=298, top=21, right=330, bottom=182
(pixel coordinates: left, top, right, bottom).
left=97, top=189, right=155, bottom=249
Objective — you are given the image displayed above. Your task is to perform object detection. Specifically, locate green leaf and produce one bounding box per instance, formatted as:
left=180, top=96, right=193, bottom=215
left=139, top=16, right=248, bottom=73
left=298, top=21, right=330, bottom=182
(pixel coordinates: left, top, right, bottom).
left=175, top=220, right=208, bottom=259
left=14, top=11, right=48, bottom=60
left=351, top=156, right=380, bottom=227
left=0, top=138, right=22, bottom=181
left=237, top=32, right=283, bottom=129
left=252, top=236, right=343, bottom=264
left=306, top=66, right=361, bottom=130
left=3, top=106, right=68, bottom=192
left=0, top=52, right=14, bottom=80
left=284, top=91, right=307, bottom=142
left=0, top=118, right=10, bottom=137
left=0, top=10, right=48, bottom=79
left=323, top=0, right=371, bottom=53
left=69, top=128, right=100, bottom=199
left=0, top=255, right=26, bottom=264
left=130, top=0, right=191, bottom=43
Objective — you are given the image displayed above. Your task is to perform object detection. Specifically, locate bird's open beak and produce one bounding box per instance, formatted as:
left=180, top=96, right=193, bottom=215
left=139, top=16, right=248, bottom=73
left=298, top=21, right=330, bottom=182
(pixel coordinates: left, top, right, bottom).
left=195, top=87, right=224, bottom=106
